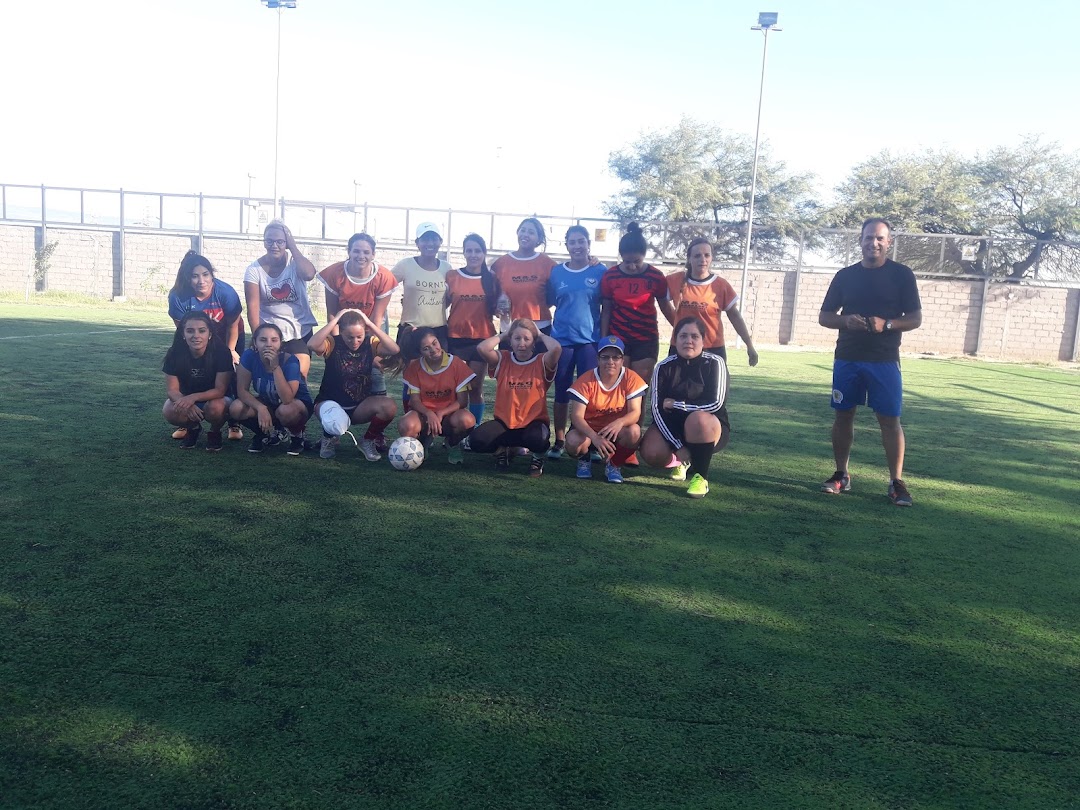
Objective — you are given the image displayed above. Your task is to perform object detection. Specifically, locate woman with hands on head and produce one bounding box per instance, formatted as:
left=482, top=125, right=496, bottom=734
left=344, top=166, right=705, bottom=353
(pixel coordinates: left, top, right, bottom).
left=162, top=311, right=233, bottom=451
left=307, top=308, right=400, bottom=461
left=244, top=219, right=318, bottom=379
left=229, top=322, right=315, bottom=455
left=469, top=318, right=562, bottom=477
left=399, top=328, right=476, bottom=465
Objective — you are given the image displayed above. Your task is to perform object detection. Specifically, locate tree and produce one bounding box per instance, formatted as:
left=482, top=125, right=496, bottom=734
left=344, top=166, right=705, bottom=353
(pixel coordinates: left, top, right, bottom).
left=605, top=118, right=820, bottom=263
left=829, top=139, right=1080, bottom=279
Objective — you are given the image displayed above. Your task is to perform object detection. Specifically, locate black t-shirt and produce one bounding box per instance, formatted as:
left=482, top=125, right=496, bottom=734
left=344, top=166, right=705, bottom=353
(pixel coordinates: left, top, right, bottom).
left=162, top=341, right=233, bottom=395
left=316, top=334, right=377, bottom=407
left=820, top=259, right=921, bottom=362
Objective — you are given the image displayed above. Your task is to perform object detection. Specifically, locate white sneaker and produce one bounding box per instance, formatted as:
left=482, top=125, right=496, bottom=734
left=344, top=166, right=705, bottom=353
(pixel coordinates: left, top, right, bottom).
left=320, top=435, right=339, bottom=459
left=357, top=437, right=381, bottom=461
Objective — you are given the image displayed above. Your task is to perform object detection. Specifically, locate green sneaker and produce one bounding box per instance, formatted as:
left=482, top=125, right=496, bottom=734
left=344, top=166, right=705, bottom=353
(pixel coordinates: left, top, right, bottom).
left=447, top=445, right=464, bottom=465
left=686, top=473, right=709, bottom=499
left=670, top=462, right=690, bottom=482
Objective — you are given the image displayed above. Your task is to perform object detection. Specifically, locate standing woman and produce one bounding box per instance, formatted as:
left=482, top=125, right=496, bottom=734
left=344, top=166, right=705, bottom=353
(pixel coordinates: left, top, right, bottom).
left=667, top=237, right=759, bottom=366
left=391, top=221, right=453, bottom=361
left=162, top=312, right=233, bottom=451
left=639, top=317, right=730, bottom=499
left=444, top=233, right=497, bottom=426
left=546, top=225, right=605, bottom=458
left=229, top=323, right=315, bottom=455
left=491, top=217, right=557, bottom=333
left=307, top=308, right=400, bottom=461
left=470, top=319, right=562, bottom=477
left=400, top=328, right=477, bottom=465
left=167, top=250, right=245, bottom=441
left=243, top=219, right=318, bottom=379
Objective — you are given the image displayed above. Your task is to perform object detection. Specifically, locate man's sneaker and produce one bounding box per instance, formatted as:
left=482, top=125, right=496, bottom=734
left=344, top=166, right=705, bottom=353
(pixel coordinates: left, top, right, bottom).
left=624, top=452, right=640, bottom=467
left=447, top=445, right=464, bottom=465
left=227, top=424, right=243, bottom=441
left=205, top=430, right=223, bottom=452
left=171, top=427, right=189, bottom=440
left=589, top=450, right=603, bottom=463
left=373, top=434, right=389, bottom=454
left=821, top=471, right=852, bottom=494
left=179, top=426, right=201, bottom=449
left=320, top=434, right=339, bottom=459
left=267, top=428, right=287, bottom=447
left=576, top=459, right=593, bottom=479
left=888, top=478, right=913, bottom=507
left=287, top=433, right=306, bottom=456
left=605, top=463, right=624, bottom=484
left=529, top=456, right=545, bottom=478
left=358, top=437, right=382, bottom=461
left=495, top=449, right=511, bottom=473
left=248, top=433, right=267, bottom=453
left=670, top=462, right=690, bottom=482
left=546, top=440, right=565, bottom=460
left=686, top=473, right=709, bottom=499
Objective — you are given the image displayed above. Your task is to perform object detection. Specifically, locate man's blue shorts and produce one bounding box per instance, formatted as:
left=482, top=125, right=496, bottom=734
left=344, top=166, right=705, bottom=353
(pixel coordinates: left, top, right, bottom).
left=830, top=360, right=903, bottom=417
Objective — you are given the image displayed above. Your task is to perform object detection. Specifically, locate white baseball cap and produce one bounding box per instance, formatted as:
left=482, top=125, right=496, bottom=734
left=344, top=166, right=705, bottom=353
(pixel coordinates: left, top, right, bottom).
left=318, top=401, right=351, bottom=437
left=415, top=221, right=443, bottom=240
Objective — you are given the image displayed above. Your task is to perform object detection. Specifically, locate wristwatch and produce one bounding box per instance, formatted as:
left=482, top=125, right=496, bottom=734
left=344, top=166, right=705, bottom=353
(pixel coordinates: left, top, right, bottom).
left=885, top=320, right=894, bottom=331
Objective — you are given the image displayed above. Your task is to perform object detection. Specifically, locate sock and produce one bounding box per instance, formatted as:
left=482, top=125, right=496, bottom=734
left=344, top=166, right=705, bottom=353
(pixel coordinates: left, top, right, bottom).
left=364, top=416, right=392, bottom=440
left=686, top=442, right=714, bottom=480
left=469, top=402, right=485, bottom=424
left=610, top=444, right=634, bottom=467
left=241, top=417, right=263, bottom=435
left=289, top=427, right=305, bottom=438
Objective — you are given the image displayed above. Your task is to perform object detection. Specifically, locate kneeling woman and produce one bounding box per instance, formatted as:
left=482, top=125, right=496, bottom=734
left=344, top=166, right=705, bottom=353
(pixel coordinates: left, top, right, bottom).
left=307, top=308, right=399, bottom=461
left=400, top=328, right=477, bottom=465
left=471, top=319, right=562, bottom=476
left=640, top=317, right=730, bottom=499
left=565, top=336, right=648, bottom=484
left=230, top=323, right=315, bottom=455
left=162, top=312, right=233, bottom=451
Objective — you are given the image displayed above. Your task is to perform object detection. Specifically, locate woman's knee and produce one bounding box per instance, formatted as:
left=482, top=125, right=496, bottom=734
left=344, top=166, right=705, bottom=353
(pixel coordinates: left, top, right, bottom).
left=685, top=411, right=721, bottom=441
left=618, top=423, right=641, bottom=448
left=640, top=428, right=672, bottom=467
left=399, top=411, right=422, bottom=438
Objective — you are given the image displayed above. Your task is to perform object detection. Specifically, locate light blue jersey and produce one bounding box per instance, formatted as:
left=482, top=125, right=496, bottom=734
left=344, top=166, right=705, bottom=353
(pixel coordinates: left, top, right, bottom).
left=548, top=263, right=605, bottom=346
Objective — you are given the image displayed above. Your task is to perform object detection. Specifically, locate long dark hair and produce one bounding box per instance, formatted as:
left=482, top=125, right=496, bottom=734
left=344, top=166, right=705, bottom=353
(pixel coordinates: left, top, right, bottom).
left=462, top=233, right=499, bottom=317
left=618, top=222, right=648, bottom=257
left=164, top=311, right=216, bottom=365
left=170, top=250, right=216, bottom=297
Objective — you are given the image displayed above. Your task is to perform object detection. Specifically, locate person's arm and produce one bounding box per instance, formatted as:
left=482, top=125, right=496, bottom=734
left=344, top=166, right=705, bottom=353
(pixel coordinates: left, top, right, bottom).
left=407, top=391, right=443, bottom=436
left=867, top=311, right=922, bottom=334
left=725, top=306, right=758, bottom=367
left=244, top=281, right=261, bottom=334
left=235, top=362, right=274, bottom=432
left=283, top=225, right=316, bottom=281
left=538, top=331, right=562, bottom=376
left=599, top=298, right=613, bottom=337
left=165, top=375, right=202, bottom=421
left=226, top=316, right=241, bottom=365
left=657, top=296, right=677, bottom=327
left=324, top=290, right=341, bottom=335
left=569, top=399, right=615, bottom=458
left=596, top=395, right=643, bottom=442
left=819, top=310, right=868, bottom=331
left=667, top=358, right=727, bottom=413
left=264, top=351, right=299, bottom=404
left=308, top=311, right=344, bottom=355
left=477, top=331, right=503, bottom=367
left=370, top=292, right=391, bottom=330
left=360, top=310, right=400, bottom=356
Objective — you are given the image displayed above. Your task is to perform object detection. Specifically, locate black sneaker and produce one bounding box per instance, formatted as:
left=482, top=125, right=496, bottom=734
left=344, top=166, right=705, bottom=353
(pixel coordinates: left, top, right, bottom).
left=529, top=455, right=545, bottom=478
left=821, top=470, right=852, bottom=494
left=888, top=479, right=913, bottom=507
left=248, top=433, right=267, bottom=453
left=495, top=448, right=511, bottom=473
left=205, top=430, right=223, bottom=452
left=287, top=434, right=306, bottom=456
left=267, top=428, right=287, bottom=447
left=179, top=426, right=201, bottom=449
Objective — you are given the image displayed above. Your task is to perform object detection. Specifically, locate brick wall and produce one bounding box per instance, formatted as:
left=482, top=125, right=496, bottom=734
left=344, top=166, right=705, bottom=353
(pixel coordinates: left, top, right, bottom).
left=2, top=223, right=1077, bottom=363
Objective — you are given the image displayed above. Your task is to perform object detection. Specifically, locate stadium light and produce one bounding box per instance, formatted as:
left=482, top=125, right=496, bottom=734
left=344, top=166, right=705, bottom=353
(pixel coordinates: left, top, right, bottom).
left=260, top=0, right=297, bottom=215
left=739, top=12, right=782, bottom=313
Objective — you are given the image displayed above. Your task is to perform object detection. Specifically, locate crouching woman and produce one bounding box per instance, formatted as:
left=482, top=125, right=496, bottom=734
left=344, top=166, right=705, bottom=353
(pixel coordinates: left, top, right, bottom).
left=162, top=312, right=233, bottom=451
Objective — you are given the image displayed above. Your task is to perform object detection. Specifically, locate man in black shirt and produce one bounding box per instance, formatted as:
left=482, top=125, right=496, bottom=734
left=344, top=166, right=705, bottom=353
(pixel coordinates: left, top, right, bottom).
left=818, top=218, right=922, bottom=506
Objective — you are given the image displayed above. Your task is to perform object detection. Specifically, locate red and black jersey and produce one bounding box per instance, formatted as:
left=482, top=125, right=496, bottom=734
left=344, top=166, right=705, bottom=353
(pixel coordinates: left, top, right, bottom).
left=600, top=265, right=669, bottom=342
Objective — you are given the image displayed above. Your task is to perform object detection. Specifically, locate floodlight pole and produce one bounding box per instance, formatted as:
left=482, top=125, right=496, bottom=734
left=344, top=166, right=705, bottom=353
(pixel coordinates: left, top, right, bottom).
left=739, top=14, right=782, bottom=310
left=273, top=4, right=282, bottom=216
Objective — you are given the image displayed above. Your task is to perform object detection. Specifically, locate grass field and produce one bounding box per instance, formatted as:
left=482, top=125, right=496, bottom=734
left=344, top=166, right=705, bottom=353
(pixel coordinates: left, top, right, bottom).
left=2, top=299, right=1079, bottom=809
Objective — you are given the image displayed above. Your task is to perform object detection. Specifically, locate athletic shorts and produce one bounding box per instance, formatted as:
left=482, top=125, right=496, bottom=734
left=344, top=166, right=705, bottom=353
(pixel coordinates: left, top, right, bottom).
left=623, top=337, right=659, bottom=363
left=261, top=394, right=314, bottom=414
left=657, top=405, right=731, bottom=453
left=830, top=360, right=903, bottom=417
left=194, top=396, right=232, bottom=412
left=448, top=337, right=486, bottom=365
left=668, top=345, right=727, bottom=360
left=281, top=333, right=313, bottom=358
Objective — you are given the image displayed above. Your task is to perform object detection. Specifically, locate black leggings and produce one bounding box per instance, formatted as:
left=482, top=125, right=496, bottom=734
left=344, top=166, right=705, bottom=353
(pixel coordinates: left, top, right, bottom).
left=469, top=418, right=550, bottom=454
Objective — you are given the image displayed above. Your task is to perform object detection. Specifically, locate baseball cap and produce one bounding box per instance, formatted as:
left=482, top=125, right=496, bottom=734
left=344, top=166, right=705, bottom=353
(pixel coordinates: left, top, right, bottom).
left=415, top=221, right=443, bottom=240
left=597, top=336, right=626, bottom=355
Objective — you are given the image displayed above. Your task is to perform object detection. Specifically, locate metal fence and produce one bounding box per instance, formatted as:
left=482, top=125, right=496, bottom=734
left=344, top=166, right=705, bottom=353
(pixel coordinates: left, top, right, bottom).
left=3, top=181, right=1078, bottom=279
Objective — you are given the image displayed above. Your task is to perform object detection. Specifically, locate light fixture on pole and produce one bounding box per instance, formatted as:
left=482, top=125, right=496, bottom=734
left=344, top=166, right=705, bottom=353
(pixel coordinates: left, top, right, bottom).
left=353, top=180, right=361, bottom=232
left=260, top=0, right=297, bottom=218
left=739, top=11, right=781, bottom=309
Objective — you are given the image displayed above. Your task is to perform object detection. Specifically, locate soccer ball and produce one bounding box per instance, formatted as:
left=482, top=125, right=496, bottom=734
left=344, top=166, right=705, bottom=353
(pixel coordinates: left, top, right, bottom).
left=388, top=436, right=425, bottom=471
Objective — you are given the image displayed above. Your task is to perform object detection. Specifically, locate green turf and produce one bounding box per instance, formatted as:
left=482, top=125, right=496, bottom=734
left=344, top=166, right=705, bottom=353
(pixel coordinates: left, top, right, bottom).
left=2, top=300, right=1079, bottom=809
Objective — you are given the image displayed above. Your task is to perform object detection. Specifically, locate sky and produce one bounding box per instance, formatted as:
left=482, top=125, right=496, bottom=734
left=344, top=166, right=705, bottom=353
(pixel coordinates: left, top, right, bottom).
left=3, top=0, right=1079, bottom=220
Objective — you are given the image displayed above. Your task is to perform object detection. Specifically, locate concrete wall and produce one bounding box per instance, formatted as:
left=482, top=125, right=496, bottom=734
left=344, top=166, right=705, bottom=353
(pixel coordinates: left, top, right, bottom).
left=3, top=223, right=1078, bottom=363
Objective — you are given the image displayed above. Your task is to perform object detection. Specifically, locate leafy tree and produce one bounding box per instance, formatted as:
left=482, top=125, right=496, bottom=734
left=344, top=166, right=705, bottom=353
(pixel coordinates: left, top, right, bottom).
left=605, top=118, right=820, bottom=262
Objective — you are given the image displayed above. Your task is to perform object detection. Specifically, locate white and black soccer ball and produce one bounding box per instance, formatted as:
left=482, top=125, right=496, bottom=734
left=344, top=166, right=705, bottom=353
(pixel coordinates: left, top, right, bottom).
left=388, top=436, right=425, bottom=471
